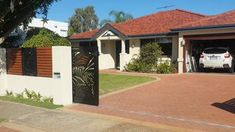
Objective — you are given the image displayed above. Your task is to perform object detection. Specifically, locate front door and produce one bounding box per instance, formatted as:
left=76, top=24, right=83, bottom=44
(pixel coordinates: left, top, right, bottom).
left=115, top=40, right=121, bottom=69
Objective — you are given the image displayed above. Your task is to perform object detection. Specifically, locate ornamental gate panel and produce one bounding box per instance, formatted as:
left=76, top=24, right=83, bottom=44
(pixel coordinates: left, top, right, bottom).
left=72, top=46, right=99, bottom=106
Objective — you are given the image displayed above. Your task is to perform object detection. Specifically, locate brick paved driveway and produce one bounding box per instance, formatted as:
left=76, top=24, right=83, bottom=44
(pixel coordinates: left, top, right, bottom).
left=68, top=73, right=235, bottom=132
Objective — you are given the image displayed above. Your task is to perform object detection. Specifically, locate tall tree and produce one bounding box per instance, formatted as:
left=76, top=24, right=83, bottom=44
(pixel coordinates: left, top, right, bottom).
left=68, top=6, right=99, bottom=35
left=100, top=10, right=133, bottom=27
left=0, top=0, right=59, bottom=45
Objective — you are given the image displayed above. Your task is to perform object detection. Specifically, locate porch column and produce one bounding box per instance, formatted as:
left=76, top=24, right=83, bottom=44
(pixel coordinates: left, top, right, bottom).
left=120, top=40, right=127, bottom=71
left=97, top=39, right=102, bottom=55
left=121, top=40, right=126, bottom=54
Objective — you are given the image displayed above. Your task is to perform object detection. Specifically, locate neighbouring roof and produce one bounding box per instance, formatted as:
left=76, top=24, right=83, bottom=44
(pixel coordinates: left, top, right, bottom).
left=70, top=9, right=207, bottom=40
left=173, top=9, right=235, bottom=31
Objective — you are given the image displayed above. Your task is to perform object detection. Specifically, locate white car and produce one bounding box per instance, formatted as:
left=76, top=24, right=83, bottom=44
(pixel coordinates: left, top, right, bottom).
left=199, top=47, right=234, bottom=73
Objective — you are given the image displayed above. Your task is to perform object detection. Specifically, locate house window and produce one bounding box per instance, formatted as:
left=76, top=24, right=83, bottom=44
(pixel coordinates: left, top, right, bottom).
left=140, top=38, right=172, bottom=57
left=22, top=48, right=37, bottom=76
left=140, top=39, right=155, bottom=48
left=159, top=43, right=172, bottom=57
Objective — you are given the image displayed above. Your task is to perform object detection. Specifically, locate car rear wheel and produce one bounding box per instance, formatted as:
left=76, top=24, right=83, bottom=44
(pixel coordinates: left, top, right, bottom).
left=198, top=67, right=204, bottom=72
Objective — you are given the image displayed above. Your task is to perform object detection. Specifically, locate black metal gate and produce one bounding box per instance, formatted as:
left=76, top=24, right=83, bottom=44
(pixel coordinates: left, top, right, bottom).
left=72, top=45, right=99, bottom=106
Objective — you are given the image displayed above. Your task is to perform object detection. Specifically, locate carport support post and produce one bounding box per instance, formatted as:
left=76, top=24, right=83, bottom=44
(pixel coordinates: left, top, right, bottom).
left=178, top=35, right=185, bottom=74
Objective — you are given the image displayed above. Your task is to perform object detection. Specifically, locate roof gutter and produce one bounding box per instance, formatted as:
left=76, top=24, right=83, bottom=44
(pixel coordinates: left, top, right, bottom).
left=127, top=32, right=178, bottom=39
left=69, top=38, right=95, bottom=43
left=171, top=24, right=235, bottom=32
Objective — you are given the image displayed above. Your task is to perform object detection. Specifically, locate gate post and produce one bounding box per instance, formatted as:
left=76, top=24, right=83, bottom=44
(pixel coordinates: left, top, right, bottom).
left=52, top=46, right=73, bottom=105
left=0, top=48, right=7, bottom=95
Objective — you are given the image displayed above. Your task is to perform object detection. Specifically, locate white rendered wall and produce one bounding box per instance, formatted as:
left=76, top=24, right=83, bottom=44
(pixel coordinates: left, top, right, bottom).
left=120, top=53, right=131, bottom=71
left=2, top=46, right=72, bottom=105
left=129, top=39, right=141, bottom=58
left=0, top=48, right=7, bottom=95
left=52, top=46, right=72, bottom=105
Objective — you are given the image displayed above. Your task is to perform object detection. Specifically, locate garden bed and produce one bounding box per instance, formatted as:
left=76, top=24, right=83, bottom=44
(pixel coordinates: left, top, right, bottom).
left=0, top=96, right=63, bottom=109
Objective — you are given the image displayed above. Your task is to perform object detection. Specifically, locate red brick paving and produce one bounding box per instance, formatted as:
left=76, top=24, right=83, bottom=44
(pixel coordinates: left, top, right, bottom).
left=68, top=74, right=235, bottom=132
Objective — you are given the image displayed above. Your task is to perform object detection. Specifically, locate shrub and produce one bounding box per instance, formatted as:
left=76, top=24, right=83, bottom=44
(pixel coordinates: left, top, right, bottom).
left=125, top=42, right=162, bottom=73
left=21, top=28, right=71, bottom=48
left=140, top=43, right=163, bottom=65
left=5, top=90, right=13, bottom=96
left=42, top=97, right=53, bottom=103
left=4, top=89, right=54, bottom=103
left=125, top=42, right=176, bottom=74
left=125, top=59, right=153, bottom=73
left=157, top=63, right=174, bottom=74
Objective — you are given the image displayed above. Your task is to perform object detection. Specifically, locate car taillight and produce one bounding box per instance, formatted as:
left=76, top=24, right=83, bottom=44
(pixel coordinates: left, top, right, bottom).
left=200, top=54, right=204, bottom=58
left=224, top=53, right=230, bottom=58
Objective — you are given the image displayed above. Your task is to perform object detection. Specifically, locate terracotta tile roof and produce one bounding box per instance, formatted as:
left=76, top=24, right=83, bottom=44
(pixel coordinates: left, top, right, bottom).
left=70, top=9, right=206, bottom=40
left=112, top=9, right=206, bottom=36
left=70, top=29, right=99, bottom=40
left=174, top=9, right=235, bottom=30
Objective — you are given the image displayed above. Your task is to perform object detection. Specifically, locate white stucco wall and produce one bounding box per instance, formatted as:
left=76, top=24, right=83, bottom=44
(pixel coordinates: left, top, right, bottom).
left=129, top=39, right=141, bottom=58
left=0, top=46, right=72, bottom=105
left=120, top=53, right=131, bottom=71
left=0, top=48, right=7, bottom=95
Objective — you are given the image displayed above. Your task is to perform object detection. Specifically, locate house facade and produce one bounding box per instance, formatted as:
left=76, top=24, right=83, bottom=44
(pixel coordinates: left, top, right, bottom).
left=70, top=9, right=235, bottom=73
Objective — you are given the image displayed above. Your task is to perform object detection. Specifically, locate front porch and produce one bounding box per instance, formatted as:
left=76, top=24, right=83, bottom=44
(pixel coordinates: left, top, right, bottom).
left=98, top=39, right=131, bottom=71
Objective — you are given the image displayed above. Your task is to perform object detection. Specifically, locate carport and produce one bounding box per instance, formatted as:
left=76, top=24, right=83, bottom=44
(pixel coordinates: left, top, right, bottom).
left=184, top=33, right=235, bottom=72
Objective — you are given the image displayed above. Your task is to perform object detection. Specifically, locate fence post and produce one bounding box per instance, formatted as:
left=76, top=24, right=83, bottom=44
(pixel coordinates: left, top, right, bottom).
left=52, top=46, right=73, bottom=105
left=0, top=48, right=7, bottom=95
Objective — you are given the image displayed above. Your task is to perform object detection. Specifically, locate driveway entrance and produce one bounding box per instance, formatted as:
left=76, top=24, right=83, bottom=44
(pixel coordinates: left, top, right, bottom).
left=68, top=74, right=235, bottom=131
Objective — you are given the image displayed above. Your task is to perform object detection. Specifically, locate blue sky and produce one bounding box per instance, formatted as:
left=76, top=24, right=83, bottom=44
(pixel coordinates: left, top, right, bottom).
left=41, top=0, right=235, bottom=22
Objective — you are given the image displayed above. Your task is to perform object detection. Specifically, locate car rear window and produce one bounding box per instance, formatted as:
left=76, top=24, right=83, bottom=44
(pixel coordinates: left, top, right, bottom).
left=204, top=48, right=227, bottom=54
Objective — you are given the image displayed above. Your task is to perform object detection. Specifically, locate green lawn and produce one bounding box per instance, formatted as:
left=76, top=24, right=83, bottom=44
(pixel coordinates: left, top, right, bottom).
left=0, top=96, right=63, bottom=109
left=99, top=74, right=155, bottom=95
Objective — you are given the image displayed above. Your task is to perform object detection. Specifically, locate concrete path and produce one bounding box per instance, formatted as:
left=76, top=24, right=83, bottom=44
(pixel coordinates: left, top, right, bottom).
left=0, top=100, right=186, bottom=132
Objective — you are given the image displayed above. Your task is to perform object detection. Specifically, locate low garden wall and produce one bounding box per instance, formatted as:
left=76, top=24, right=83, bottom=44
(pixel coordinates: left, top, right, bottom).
left=0, top=46, right=72, bottom=105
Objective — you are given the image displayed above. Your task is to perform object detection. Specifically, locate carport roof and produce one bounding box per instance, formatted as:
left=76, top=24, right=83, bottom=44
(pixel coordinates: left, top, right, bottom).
left=173, top=9, right=235, bottom=31
left=69, top=9, right=206, bottom=40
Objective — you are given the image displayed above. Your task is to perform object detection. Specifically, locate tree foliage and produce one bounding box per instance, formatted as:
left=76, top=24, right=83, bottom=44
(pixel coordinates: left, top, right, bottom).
left=100, top=10, right=133, bottom=27
left=21, top=28, right=70, bottom=48
left=0, top=0, right=59, bottom=44
left=68, top=6, right=99, bottom=35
